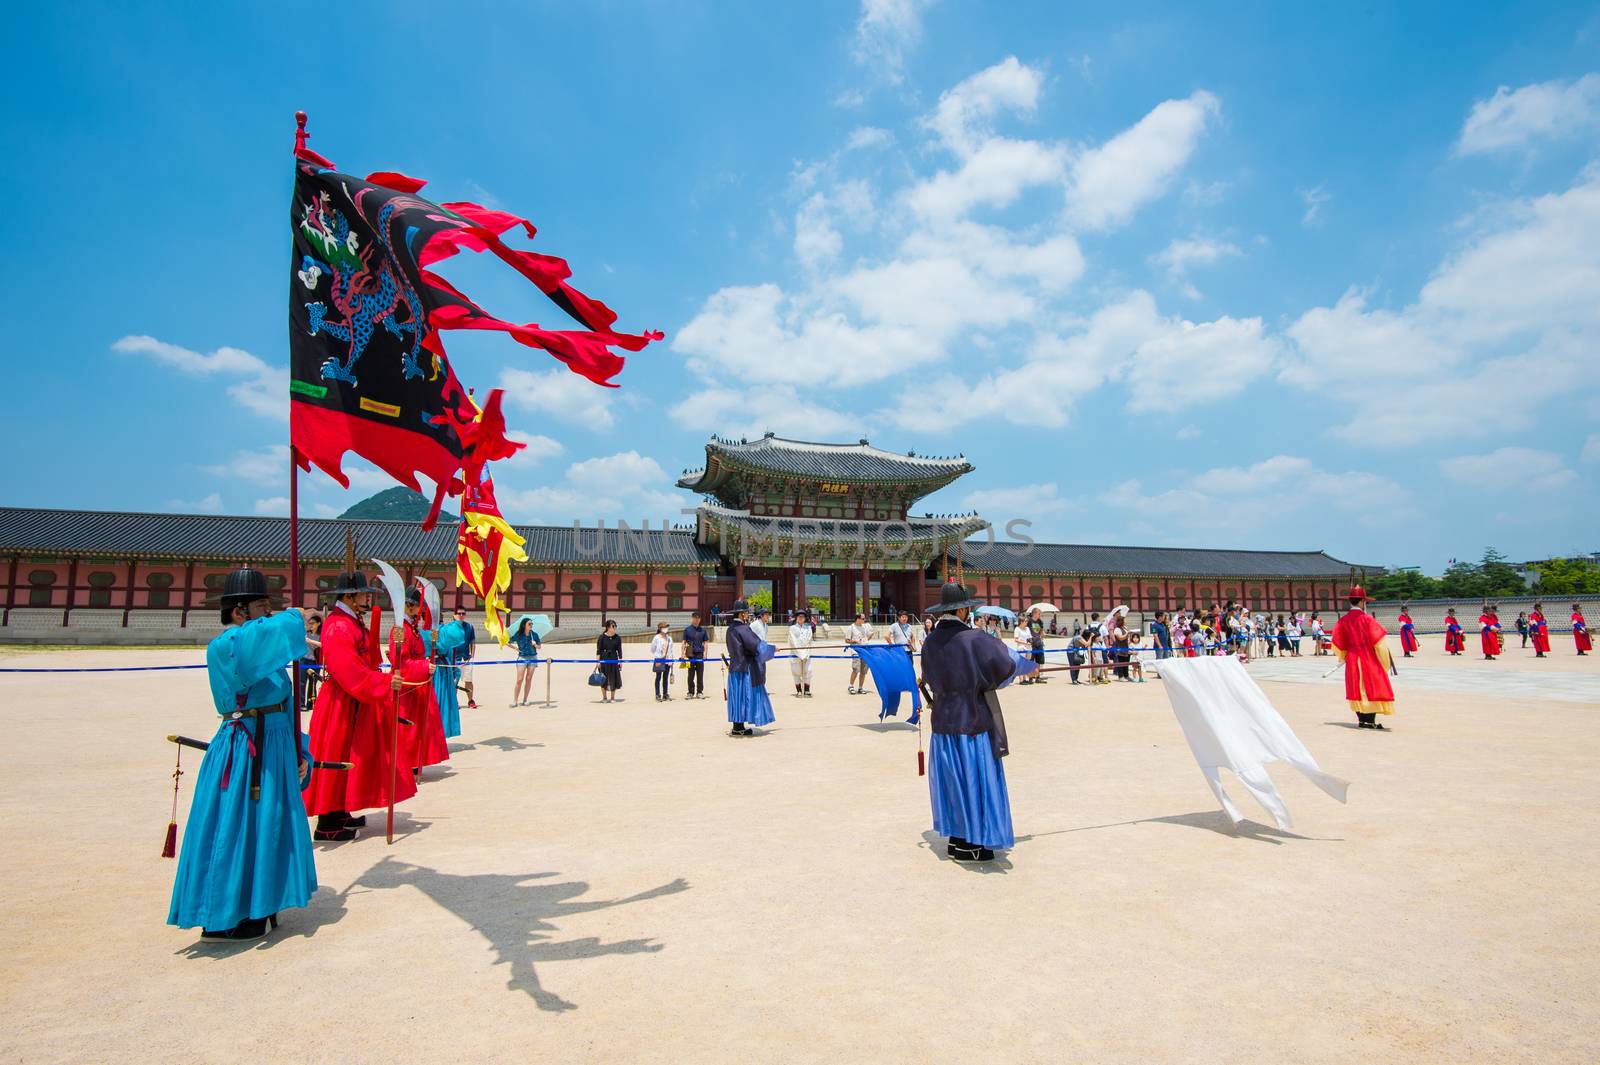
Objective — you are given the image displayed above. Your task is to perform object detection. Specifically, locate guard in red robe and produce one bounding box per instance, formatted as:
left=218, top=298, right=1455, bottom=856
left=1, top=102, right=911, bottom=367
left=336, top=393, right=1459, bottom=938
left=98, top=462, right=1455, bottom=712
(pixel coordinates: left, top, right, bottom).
left=1443, top=609, right=1465, bottom=655
left=1398, top=609, right=1419, bottom=656
left=1478, top=606, right=1502, bottom=660
left=391, top=587, right=448, bottom=775
left=1331, top=585, right=1395, bottom=730
left=304, top=571, right=416, bottom=841
left=1573, top=605, right=1592, bottom=656
left=1528, top=603, right=1552, bottom=658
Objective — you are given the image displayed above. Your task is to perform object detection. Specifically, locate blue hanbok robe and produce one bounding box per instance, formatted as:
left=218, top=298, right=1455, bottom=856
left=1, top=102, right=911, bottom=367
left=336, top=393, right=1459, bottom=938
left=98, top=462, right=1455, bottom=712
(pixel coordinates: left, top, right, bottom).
left=168, top=610, right=317, bottom=931
left=920, top=616, right=1032, bottom=849
left=432, top=620, right=469, bottom=739
left=725, top=620, right=776, bottom=727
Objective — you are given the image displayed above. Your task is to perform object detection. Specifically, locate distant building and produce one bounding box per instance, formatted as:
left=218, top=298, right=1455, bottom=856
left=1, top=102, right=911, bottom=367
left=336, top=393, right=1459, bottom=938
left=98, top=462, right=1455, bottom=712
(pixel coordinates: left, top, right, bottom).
left=0, top=434, right=1365, bottom=643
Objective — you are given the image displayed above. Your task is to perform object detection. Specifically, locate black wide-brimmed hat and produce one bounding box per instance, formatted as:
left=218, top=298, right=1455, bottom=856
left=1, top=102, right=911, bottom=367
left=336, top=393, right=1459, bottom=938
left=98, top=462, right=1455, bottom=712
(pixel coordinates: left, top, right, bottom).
left=928, top=581, right=985, bottom=615
left=220, top=567, right=270, bottom=606
left=729, top=599, right=751, bottom=615
left=324, top=571, right=375, bottom=597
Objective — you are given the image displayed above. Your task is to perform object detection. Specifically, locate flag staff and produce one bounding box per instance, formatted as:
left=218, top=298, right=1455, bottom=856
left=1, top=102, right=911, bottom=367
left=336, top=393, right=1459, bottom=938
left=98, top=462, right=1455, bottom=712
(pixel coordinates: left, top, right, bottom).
left=288, top=111, right=308, bottom=746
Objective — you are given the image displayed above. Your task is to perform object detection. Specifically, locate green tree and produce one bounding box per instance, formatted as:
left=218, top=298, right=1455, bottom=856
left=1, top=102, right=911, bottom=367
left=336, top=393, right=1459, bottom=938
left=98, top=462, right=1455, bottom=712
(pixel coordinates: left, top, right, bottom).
left=807, top=595, right=831, bottom=618
left=1533, top=557, right=1600, bottom=595
left=1478, top=547, right=1526, bottom=597
left=746, top=588, right=773, bottom=612
left=1438, top=561, right=1486, bottom=599
left=1366, top=569, right=1442, bottom=601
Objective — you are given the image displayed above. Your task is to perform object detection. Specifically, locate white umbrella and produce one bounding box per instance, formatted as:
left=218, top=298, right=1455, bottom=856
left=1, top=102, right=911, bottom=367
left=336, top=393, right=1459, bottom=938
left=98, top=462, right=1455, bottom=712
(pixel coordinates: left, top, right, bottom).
left=1023, top=602, right=1060, bottom=614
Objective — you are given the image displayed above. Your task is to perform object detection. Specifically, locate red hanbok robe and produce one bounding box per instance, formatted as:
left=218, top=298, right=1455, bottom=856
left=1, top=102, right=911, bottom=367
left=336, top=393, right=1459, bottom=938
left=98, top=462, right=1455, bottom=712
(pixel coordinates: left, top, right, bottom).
left=305, top=607, right=418, bottom=816
left=390, top=620, right=449, bottom=770
left=1573, top=610, right=1592, bottom=653
left=1478, top=612, right=1501, bottom=657
left=1331, top=607, right=1394, bottom=715
left=1398, top=612, right=1418, bottom=653
left=1528, top=610, right=1551, bottom=654
left=1443, top=616, right=1465, bottom=654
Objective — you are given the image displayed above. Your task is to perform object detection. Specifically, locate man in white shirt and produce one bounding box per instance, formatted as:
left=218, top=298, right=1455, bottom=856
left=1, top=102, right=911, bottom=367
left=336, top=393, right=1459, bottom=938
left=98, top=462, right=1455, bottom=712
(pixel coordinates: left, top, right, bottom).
left=787, top=609, right=815, bottom=697
left=845, top=613, right=875, bottom=695
left=751, top=607, right=770, bottom=642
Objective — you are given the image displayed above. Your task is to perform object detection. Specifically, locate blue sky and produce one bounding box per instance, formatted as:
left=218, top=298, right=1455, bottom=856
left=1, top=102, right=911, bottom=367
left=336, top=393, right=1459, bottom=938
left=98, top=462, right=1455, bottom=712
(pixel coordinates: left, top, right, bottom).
left=3, top=1, right=1597, bottom=571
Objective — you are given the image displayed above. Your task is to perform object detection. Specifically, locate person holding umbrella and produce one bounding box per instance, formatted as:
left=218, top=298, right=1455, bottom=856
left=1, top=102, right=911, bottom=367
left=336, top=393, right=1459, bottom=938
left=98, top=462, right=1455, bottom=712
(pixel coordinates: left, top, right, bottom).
left=509, top=614, right=543, bottom=707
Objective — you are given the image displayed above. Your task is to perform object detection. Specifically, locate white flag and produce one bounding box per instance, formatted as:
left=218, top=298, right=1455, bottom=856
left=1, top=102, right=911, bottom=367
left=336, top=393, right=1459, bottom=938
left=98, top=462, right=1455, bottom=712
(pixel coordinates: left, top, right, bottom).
left=1154, top=656, right=1348, bottom=830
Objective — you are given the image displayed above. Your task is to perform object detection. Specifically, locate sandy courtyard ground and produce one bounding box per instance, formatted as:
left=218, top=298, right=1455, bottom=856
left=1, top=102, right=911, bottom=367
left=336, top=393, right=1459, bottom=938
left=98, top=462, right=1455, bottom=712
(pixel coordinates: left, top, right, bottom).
left=1, top=635, right=1597, bottom=1064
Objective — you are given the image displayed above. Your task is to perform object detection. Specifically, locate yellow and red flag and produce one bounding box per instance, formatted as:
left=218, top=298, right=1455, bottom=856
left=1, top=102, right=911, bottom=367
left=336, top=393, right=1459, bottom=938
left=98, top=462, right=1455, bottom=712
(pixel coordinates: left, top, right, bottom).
left=456, top=476, right=526, bottom=646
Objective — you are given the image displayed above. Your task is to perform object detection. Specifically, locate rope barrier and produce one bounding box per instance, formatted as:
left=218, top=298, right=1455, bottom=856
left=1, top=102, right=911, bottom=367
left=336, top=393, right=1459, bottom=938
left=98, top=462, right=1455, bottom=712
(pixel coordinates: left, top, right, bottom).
left=0, top=627, right=1584, bottom=673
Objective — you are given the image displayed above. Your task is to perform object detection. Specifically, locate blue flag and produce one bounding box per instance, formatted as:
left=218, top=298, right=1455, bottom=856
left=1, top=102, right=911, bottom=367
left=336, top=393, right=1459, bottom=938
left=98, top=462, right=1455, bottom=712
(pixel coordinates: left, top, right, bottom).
left=853, top=645, right=922, bottom=723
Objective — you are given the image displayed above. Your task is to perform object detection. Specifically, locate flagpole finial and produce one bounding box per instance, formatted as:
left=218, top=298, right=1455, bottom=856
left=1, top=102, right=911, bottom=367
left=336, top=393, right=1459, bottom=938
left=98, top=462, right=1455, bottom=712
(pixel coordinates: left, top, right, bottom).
left=294, top=111, right=308, bottom=154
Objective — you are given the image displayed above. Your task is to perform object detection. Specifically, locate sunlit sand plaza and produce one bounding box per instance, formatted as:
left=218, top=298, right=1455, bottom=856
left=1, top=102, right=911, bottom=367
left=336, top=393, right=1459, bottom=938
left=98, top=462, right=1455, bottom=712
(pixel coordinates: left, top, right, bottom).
left=3, top=639, right=1596, bottom=1064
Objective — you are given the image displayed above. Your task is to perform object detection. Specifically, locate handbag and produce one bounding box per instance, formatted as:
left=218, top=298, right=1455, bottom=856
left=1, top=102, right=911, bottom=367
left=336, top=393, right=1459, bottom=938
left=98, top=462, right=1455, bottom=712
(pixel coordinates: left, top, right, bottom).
left=587, top=669, right=606, bottom=687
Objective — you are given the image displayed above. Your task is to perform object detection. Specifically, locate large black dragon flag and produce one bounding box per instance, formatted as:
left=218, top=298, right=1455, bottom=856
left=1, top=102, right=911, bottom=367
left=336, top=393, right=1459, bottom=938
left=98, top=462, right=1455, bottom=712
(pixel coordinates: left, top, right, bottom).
left=288, top=128, right=661, bottom=528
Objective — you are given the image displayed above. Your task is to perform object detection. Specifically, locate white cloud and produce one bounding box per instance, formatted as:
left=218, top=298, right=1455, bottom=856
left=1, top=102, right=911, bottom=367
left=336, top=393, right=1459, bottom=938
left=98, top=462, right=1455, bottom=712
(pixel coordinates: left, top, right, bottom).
left=907, top=136, right=1067, bottom=220
left=1152, top=236, right=1242, bottom=274
left=669, top=385, right=860, bottom=439
left=201, top=444, right=291, bottom=484
left=1065, top=91, right=1220, bottom=230
left=1299, top=185, right=1331, bottom=226
left=1283, top=169, right=1600, bottom=444
left=1175, top=426, right=1202, bottom=440
left=309, top=503, right=341, bottom=518
left=1439, top=447, right=1579, bottom=493
left=502, top=431, right=564, bottom=466
left=834, top=88, right=867, bottom=109
left=498, top=366, right=619, bottom=428
left=1124, top=314, right=1281, bottom=413
left=851, top=0, right=933, bottom=84
left=164, top=492, right=225, bottom=514
left=113, top=335, right=286, bottom=421
left=1100, top=456, right=1412, bottom=533
left=962, top=482, right=1072, bottom=517
left=924, top=56, right=1044, bottom=157
left=497, top=451, right=691, bottom=524
left=846, top=126, right=893, bottom=151
left=793, top=180, right=873, bottom=270
left=1456, top=73, right=1600, bottom=156
left=1582, top=434, right=1600, bottom=464
left=888, top=290, right=1277, bottom=429
left=253, top=496, right=291, bottom=516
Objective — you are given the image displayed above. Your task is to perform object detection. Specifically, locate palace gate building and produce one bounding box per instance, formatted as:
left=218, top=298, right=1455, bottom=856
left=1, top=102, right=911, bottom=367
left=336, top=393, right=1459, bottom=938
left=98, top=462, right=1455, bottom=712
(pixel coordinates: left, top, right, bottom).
left=0, top=434, right=1361, bottom=644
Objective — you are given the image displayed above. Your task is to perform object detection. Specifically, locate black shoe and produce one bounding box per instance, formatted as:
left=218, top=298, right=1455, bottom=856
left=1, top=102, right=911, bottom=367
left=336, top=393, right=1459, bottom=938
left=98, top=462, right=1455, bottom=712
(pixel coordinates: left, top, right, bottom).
left=344, top=814, right=367, bottom=828
left=1357, top=721, right=1373, bottom=729
left=1371, top=722, right=1387, bottom=730
left=313, top=825, right=358, bottom=842
left=946, top=841, right=979, bottom=861
left=201, top=916, right=270, bottom=942
left=974, top=847, right=995, bottom=861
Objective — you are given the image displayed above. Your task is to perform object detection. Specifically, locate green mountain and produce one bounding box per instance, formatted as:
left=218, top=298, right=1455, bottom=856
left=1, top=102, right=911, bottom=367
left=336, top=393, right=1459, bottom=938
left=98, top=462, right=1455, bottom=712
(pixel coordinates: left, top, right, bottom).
left=337, top=487, right=459, bottom=524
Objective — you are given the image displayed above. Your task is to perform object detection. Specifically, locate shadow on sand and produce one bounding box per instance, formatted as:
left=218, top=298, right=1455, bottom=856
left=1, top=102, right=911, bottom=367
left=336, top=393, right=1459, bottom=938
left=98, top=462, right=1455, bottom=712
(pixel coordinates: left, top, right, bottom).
left=448, top=736, right=546, bottom=755
left=855, top=720, right=917, bottom=733
left=918, top=829, right=1013, bottom=874
left=354, top=855, right=689, bottom=1012
left=175, top=883, right=352, bottom=958
left=1019, top=809, right=1341, bottom=845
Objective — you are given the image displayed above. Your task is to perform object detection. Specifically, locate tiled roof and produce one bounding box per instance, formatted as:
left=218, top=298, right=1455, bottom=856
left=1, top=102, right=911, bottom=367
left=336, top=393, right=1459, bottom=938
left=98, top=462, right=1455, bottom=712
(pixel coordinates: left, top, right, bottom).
left=0, top=507, right=720, bottom=567
left=951, top=540, right=1363, bottom=578
left=698, top=504, right=988, bottom=549
left=678, top=433, right=972, bottom=493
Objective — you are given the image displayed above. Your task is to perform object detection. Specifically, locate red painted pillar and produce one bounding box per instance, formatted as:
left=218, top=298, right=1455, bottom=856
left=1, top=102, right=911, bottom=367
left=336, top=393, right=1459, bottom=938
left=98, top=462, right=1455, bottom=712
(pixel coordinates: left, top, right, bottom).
left=553, top=566, right=564, bottom=626
left=601, top=568, right=610, bottom=620
left=646, top=566, right=654, bottom=625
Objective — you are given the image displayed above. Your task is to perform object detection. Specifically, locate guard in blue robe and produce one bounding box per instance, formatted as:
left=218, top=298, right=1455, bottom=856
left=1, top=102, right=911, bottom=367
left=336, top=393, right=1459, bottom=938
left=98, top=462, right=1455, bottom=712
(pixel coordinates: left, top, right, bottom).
left=920, top=582, right=1034, bottom=862
left=724, top=599, right=775, bottom=736
left=168, top=568, right=318, bottom=941
left=432, top=619, right=469, bottom=738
